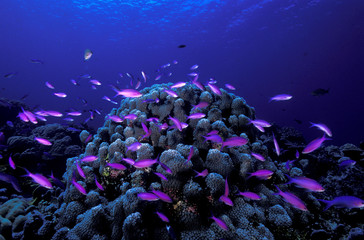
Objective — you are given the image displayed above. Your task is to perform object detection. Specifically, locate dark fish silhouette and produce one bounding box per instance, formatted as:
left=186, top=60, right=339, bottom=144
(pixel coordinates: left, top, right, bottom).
left=178, top=44, right=186, bottom=48
left=4, top=72, right=17, bottom=78
left=30, top=59, right=44, bottom=64
left=311, top=88, right=329, bottom=96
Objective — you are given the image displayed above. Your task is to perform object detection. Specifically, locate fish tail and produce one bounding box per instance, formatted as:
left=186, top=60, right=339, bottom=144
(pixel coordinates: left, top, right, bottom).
left=284, top=174, right=292, bottom=184
left=317, top=199, right=332, bottom=211
left=20, top=167, right=30, bottom=178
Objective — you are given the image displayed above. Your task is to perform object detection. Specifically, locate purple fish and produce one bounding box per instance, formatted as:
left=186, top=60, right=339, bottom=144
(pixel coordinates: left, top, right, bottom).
left=302, top=135, right=330, bottom=154
left=171, top=82, right=187, bottom=88
left=158, top=123, right=169, bottom=131
left=18, top=112, right=29, bottom=122
left=23, top=168, right=52, bottom=189
left=138, top=192, right=159, bottom=201
left=141, top=122, right=152, bottom=139
left=251, top=153, right=265, bottom=162
left=190, top=64, right=199, bottom=70
left=84, top=134, right=92, bottom=143
left=154, top=172, right=168, bottom=181
left=106, top=162, right=127, bottom=170
left=250, top=119, right=271, bottom=128
left=122, top=158, right=135, bottom=165
left=114, top=89, right=143, bottom=98
left=0, top=172, right=22, bottom=192
left=285, top=174, right=324, bottom=192
left=163, top=89, right=178, bottom=98
left=186, top=113, right=206, bottom=120
left=339, top=159, right=356, bottom=169
left=192, top=80, right=204, bottom=91
left=247, top=169, right=273, bottom=180
left=295, top=150, right=299, bottom=159
left=203, top=134, right=223, bottom=143
left=141, top=71, right=147, bottom=82
left=133, top=158, right=158, bottom=168
left=207, top=83, right=222, bottom=96
left=211, top=215, right=228, bottom=230
left=34, top=137, right=52, bottom=146
left=185, top=146, right=194, bottom=164
left=72, top=177, right=87, bottom=195
left=23, top=109, right=38, bottom=124
left=146, top=117, right=159, bottom=122
left=309, top=122, right=332, bottom=137
left=76, top=162, right=86, bottom=179
left=45, top=81, right=55, bottom=89
left=156, top=211, right=169, bottom=222
left=274, top=185, right=307, bottom=211
left=272, top=133, right=280, bottom=156
left=152, top=190, right=172, bottom=203
left=127, top=142, right=142, bottom=153
left=168, top=116, right=183, bottom=131
left=67, top=111, right=82, bottom=116
left=108, top=115, right=123, bottom=123
left=123, top=114, right=138, bottom=120
left=95, top=177, right=104, bottom=191
left=222, top=136, right=248, bottom=149
left=238, top=191, right=261, bottom=200
left=194, top=169, right=208, bottom=178
left=225, top=84, right=236, bottom=90
left=219, top=178, right=233, bottom=206
left=285, top=160, right=295, bottom=171
left=81, top=155, right=98, bottom=162
left=90, top=79, right=101, bottom=85
left=318, top=196, right=364, bottom=211
left=192, top=101, right=209, bottom=110
left=159, top=161, right=172, bottom=174
left=9, top=155, right=16, bottom=169
left=270, top=94, right=293, bottom=102
left=54, top=92, right=67, bottom=98
left=207, top=130, right=219, bottom=135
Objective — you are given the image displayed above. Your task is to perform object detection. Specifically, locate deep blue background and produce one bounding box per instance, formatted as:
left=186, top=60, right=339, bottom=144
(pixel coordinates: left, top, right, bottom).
left=1, top=0, right=363, bottom=146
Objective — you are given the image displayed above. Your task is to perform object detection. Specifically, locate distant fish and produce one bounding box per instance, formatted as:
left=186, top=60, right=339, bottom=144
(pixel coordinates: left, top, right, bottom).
left=203, top=134, right=222, bottom=144
left=219, top=178, right=233, bottom=206
left=168, top=116, right=183, bottom=131
left=311, top=88, right=329, bottom=97
left=71, top=177, right=87, bottom=195
left=285, top=174, right=324, bottom=192
left=247, top=169, right=273, bottom=180
left=156, top=212, right=169, bottom=222
left=339, top=159, right=356, bottom=169
left=269, top=94, right=292, bottom=102
left=210, top=214, right=228, bottom=230
left=53, top=92, right=67, bottom=98
left=222, top=136, right=248, bottom=149
left=9, top=155, right=16, bottom=169
left=194, top=169, right=208, bottom=178
left=76, top=162, right=86, bottom=179
left=84, top=49, right=93, bottom=61
left=34, top=137, right=52, bottom=146
left=106, top=162, right=127, bottom=170
left=95, top=177, right=104, bottom=191
left=163, top=89, right=178, bottom=98
left=207, top=83, right=222, bottom=96
left=141, top=71, right=147, bottom=83
left=0, top=172, right=22, bottom=192
left=81, top=155, right=98, bottom=162
left=133, top=158, right=158, bottom=168
left=318, top=196, right=364, bottom=211
left=45, top=82, right=55, bottom=89
left=114, top=89, right=142, bottom=98
left=152, top=190, right=172, bottom=203
left=225, top=84, right=236, bottom=90
left=30, top=59, right=44, bottom=64
left=309, top=122, right=332, bottom=137
left=4, top=72, right=17, bottom=78
left=186, top=113, right=206, bottom=120
left=190, top=64, right=199, bottom=70
left=272, top=133, right=280, bottom=156
left=178, top=44, right=186, bottom=48
left=171, top=82, right=187, bottom=88
left=138, top=192, right=159, bottom=201
left=192, top=101, right=209, bottom=110
left=251, top=152, right=265, bottom=162
left=6, top=121, right=14, bottom=127
left=123, top=114, right=138, bottom=120
left=126, top=142, right=142, bottom=152
left=154, top=172, right=168, bottom=181
left=185, top=146, right=194, bottom=164
left=90, top=79, right=101, bottom=85
left=70, top=79, right=79, bottom=86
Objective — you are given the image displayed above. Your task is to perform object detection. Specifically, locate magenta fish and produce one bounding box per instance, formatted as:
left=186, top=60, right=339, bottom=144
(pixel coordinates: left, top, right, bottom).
left=190, top=64, right=199, bottom=70
left=158, top=123, right=169, bottom=131
left=194, top=169, right=208, bottom=178
left=250, top=119, right=271, bottom=128
left=225, top=84, right=236, bottom=90
left=114, top=89, right=143, bottom=98
left=141, top=71, right=147, bottom=82
left=154, top=172, right=168, bottom=181
left=219, top=178, right=233, bottom=206
left=108, top=115, right=123, bottom=123
left=67, top=111, right=82, bottom=116
left=45, top=81, right=55, bottom=89
left=251, top=152, right=265, bottom=162
left=81, top=155, right=98, bottom=162
left=156, top=211, right=169, bottom=222
left=163, top=89, right=178, bottom=98
left=192, top=80, right=204, bottom=91
left=127, top=142, right=142, bottom=153
left=238, top=191, right=261, bottom=200
left=54, top=92, right=67, bottom=98
left=274, top=185, right=307, bottom=211
left=318, top=196, right=364, bottom=211
left=207, top=130, right=219, bottom=135
left=34, top=137, right=52, bottom=146
left=222, top=136, right=248, bottom=149
left=159, top=161, right=172, bottom=174
left=285, top=160, right=295, bottom=171
left=76, top=162, right=86, bottom=179
left=339, top=159, right=356, bottom=169
left=192, top=101, right=209, bottom=110
left=302, top=135, right=330, bottom=154
left=207, top=83, right=222, bottom=96
left=186, top=113, right=206, bottom=120
left=138, top=192, right=159, bottom=201
left=123, top=114, right=138, bottom=120
left=272, top=133, right=280, bottom=156
left=122, top=158, right=135, bottom=165
left=9, top=155, right=16, bottom=169
left=90, top=79, right=101, bottom=85
left=95, top=177, right=104, bottom=191
left=269, top=94, right=292, bottom=102
left=210, top=215, right=228, bottom=230
left=168, top=116, right=183, bottom=131
left=309, top=122, right=332, bottom=137
left=171, top=82, right=187, bottom=88
left=106, top=162, right=127, bottom=170
left=203, top=134, right=223, bottom=143
left=247, top=169, right=273, bottom=180
left=133, top=158, right=158, bottom=168
left=152, top=190, right=172, bottom=203
left=285, top=174, right=324, bottom=192
left=72, top=177, right=87, bottom=195
left=141, top=122, right=152, bottom=139
left=23, top=168, right=52, bottom=189
left=185, top=146, right=194, bottom=164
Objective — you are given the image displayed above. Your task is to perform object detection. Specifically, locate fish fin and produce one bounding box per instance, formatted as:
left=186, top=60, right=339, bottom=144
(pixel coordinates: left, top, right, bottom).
left=317, top=199, right=332, bottom=211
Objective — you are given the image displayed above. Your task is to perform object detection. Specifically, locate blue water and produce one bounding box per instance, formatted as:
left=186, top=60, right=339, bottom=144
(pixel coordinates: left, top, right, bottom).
left=1, top=0, right=363, bottom=145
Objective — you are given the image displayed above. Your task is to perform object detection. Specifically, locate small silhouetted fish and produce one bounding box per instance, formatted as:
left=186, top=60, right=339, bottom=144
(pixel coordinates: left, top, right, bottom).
left=311, top=88, right=329, bottom=97
left=4, top=72, right=17, bottom=78
left=178, top=44, right=186, bottom=48
left=30, top=59, right=44, bottom=64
